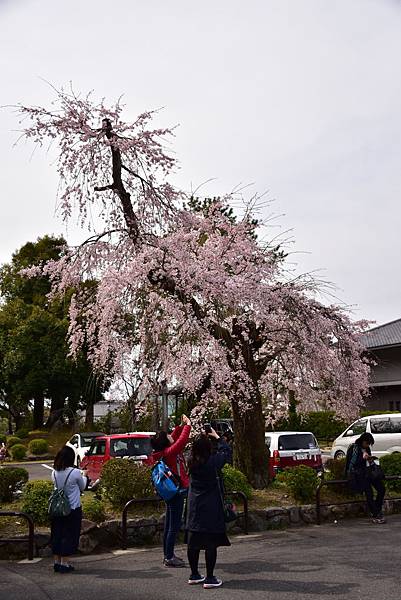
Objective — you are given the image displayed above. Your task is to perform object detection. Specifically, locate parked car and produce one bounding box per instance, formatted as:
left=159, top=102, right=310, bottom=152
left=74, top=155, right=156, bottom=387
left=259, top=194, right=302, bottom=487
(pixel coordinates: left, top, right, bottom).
left=81, top=432, right=155, bottom=485
left=265, top=431, right=323, bottom=479
left=66, top=432, right=105, bottom=467
left=331, top=413, right=401, bottom=459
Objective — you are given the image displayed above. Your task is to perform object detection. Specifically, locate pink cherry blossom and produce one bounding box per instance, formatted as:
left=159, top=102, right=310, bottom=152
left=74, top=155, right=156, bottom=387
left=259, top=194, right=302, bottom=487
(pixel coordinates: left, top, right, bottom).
left=15, top=87, right=371, bottom=485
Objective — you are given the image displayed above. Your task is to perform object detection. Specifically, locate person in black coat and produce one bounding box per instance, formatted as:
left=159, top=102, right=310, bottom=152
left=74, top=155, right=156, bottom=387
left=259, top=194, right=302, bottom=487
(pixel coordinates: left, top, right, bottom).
left=186, top=427, right=232, bottom=589
left=345, top=432, right=385, bottom=523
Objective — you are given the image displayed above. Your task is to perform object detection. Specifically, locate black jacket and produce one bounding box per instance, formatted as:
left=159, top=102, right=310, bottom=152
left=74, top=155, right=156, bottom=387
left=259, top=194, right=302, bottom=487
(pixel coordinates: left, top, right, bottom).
left=346, top=443, right=371, bottom=492
left=187, top=439, right=232, bottom=534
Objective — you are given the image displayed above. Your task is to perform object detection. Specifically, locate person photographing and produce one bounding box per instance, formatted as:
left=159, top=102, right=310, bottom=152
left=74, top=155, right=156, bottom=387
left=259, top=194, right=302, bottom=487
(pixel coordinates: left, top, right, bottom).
left=186, top=425, right=232, bottom=589
left=151, top=414, right=191, bottom=567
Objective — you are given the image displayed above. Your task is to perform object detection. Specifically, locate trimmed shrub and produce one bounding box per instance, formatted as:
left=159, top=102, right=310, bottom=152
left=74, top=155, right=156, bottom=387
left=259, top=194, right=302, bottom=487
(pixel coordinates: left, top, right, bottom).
left=0, top=467, right=29, bottom=502
left=10, top=444, right=27, bottom=461
left=222, top=465, right=253, bottom=500
left=6, top=436, right=22, bottom=448
left=15, top=428, right=30, bottom=439
left=380, top=453, right=401, bottom=492
left=28, top=430, right=49, bottom=439
left=276, top=465, right=319, bottom=503
left=101, top=459, right=154, bottom=507
left=28, top=438, right=49, bottom=455
left=325, top=458, right=347, bottom=481
left=360, top=410, right=398, bottom=418
left=21, top=480, right=53, bottom=525
left=82, top=497, right=106, bottom=523
left=324, top=457, right=356, bottom=497
left=0, top=434, right=7, bottom=444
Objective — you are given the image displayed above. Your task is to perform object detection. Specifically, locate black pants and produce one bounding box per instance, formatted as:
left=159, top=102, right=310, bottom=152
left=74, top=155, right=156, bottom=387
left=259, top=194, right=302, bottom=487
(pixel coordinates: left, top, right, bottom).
left=187, top=547, right=217, bottom=579
left=363, top=479, right=385, bottom=518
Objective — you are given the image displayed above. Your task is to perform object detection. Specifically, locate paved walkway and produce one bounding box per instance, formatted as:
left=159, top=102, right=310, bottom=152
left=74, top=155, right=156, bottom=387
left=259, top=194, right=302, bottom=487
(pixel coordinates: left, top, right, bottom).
left=1, top=515, right=401, bottom=600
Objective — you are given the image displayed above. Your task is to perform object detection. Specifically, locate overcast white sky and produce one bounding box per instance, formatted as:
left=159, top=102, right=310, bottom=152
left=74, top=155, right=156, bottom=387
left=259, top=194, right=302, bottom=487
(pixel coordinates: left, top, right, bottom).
left=1, top=0, right=400, bottom=325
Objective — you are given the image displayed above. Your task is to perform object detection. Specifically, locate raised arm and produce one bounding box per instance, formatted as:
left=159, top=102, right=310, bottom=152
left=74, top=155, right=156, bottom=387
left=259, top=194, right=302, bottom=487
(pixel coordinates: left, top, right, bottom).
left=171, top=425, right=184, bottom=442
left=163, top=416, right=191, bottom=458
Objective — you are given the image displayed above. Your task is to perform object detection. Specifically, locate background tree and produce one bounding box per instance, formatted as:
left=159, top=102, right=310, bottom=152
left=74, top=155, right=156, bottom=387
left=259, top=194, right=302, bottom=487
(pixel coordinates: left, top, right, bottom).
left=15, top=90, right=370, bottom=485
left=0, top=236, right=108, bottom=430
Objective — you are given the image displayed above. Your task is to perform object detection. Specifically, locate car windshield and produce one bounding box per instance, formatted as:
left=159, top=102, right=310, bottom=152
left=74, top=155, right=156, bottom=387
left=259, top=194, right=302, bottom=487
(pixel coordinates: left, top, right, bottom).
left=81, top=436, right=99, bottom=447
left=278, top=434, right=317, bottom=451
left=110, top=437, right=152, bottom=457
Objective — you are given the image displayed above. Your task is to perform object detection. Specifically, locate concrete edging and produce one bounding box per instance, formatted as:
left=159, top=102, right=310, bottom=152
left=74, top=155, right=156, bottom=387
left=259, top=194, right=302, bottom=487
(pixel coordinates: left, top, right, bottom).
left=3, top=497, right=401, bottom=559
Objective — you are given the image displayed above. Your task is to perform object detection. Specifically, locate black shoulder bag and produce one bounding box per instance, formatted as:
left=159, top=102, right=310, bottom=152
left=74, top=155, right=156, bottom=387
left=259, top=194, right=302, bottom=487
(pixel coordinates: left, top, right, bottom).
left=216, top=470, right=238, bottom=523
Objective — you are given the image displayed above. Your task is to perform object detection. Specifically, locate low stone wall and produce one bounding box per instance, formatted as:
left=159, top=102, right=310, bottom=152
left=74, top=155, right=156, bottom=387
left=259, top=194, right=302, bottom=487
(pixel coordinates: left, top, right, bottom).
left=3, top=498, right=401, bottom=559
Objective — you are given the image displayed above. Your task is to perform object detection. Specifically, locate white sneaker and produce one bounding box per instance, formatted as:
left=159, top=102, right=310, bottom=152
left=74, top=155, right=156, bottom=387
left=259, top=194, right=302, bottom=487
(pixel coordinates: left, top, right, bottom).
left=203, top=577, right=223, bottom=588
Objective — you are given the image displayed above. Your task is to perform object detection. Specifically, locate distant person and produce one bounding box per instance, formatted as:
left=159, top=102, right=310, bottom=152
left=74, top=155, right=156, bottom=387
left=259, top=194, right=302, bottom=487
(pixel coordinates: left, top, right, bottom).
left=151, top=414, right=191, bottom=567
left=346, top=432, right=385, bottom=524
left=51, top=446, right=88, bottom=573
left=186, top=427, right=232, bottom=589
left=0, top=442, right=6, bottom=463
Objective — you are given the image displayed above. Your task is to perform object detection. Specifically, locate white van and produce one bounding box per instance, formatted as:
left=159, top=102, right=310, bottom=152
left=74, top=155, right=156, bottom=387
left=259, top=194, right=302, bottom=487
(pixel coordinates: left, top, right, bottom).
left=331, top=413, right=401, bottom=459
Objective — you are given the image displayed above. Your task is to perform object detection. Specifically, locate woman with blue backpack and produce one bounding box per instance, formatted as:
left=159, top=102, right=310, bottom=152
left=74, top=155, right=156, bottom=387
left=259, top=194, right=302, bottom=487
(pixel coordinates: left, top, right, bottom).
left=151, top=414, right=192, bottom=567
left=50, top=445, right=88, bottom=573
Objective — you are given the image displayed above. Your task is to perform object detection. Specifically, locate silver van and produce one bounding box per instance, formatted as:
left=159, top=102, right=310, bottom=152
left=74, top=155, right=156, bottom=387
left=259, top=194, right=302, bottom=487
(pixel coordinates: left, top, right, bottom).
left=331, top=413, right=401, bottom=459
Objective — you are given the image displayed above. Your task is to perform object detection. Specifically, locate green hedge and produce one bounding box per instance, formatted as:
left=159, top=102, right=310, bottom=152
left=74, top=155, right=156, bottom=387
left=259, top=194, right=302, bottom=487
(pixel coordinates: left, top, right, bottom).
left=380, top=454, right=401, bottom=492
left=325, top=457, right=347, bottom=481
left=360, top=411, right=399, bottom=418
left=6, top=436, right=22, bottom=448
left=101, top=459, right=154, bottom=508
left=222, top=465, right=253, bottom=500
left=301, top=412, right=347, bottom=441
left=28, top=438, right=49, bottom=455
left=15, top=428, right=30, bottom=439
left=82, top=497, right=106, bottom=523
left=276, top=465, right=319, bottom=503
left=275, top=411, right=347, bottom=442
left=28, top=430, right=49, bottom=439
left=10, top=444, right=27, bottom=461
left=0, top=467, right=29, bottom=502
left=21, top=480, right=53, bottom=525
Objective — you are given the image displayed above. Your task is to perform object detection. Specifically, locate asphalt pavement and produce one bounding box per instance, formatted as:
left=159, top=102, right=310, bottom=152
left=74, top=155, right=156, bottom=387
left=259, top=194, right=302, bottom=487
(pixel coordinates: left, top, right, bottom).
left=2, top=514, right=401, bottom=600
left=4, top=462, right=53, bottom=480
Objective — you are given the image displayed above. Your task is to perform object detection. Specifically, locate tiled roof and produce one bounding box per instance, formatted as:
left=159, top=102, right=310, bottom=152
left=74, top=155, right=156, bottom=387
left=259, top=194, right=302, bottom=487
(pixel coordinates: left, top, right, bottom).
left=362, top=318, right=401, bottom=349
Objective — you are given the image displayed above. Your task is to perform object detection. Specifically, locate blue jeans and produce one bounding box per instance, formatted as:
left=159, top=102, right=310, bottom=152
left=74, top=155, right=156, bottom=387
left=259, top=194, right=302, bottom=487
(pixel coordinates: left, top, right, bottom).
left=163, top=492, right=185, bottom=560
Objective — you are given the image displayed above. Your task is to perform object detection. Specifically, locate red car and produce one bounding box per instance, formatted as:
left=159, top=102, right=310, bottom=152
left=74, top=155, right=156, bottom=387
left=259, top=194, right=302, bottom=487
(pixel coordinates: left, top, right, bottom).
left=81, top=432, right=155, bottom=485
left=265, top=431, right=323, bottom=480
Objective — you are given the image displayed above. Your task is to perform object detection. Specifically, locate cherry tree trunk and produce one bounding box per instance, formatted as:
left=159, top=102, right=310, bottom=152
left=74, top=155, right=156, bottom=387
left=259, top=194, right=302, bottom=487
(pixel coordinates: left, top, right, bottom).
left=231, top=396, right=269, bottom=488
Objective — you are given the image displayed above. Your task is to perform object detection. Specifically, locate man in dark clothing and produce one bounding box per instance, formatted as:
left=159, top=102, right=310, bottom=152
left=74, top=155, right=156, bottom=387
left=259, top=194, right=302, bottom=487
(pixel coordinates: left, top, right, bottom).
left=346, top=432, right=385, bottom=524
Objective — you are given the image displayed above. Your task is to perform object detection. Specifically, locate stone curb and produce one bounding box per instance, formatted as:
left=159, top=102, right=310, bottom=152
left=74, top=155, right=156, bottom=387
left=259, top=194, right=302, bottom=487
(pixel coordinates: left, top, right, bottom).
left=3, top=498, right=401, bottom=559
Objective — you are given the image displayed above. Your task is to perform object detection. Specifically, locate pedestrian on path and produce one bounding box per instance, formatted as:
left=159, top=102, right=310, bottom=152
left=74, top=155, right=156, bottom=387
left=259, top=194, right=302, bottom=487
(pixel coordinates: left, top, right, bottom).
left=346, top=432, right=386, bottom=524
left=50, top=446, right=88, bottom=573
left=186, top=428, right=232, bottom=589
left=0, top=442, right=6, bottom=463
left=151, top=414, right=192, bottom=567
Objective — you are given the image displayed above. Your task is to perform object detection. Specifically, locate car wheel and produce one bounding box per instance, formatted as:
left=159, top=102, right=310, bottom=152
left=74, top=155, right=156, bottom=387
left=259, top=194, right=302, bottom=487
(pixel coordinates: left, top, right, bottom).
left=334, top=450, right=345, bottom=460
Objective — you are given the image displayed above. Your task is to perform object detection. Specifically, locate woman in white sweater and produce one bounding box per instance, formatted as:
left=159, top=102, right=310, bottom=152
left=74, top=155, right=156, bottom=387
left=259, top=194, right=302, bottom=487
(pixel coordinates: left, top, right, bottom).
left=51, top=445, right=88, bottom=573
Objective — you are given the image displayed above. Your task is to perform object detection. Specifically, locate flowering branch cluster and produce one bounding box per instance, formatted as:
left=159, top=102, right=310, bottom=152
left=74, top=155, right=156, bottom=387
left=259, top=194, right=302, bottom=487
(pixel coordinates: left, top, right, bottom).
left=16, top=88, right=370, bottom=424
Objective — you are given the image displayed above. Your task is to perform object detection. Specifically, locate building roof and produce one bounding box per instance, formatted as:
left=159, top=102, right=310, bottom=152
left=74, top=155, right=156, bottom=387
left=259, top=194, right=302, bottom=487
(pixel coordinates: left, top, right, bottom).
left=362, top=318, right=401, bottom=349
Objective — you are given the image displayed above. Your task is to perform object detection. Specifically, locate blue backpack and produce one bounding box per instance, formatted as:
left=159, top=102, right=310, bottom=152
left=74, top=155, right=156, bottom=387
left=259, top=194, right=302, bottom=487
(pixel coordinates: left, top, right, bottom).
left=151, top=459, right=181, bottom=501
